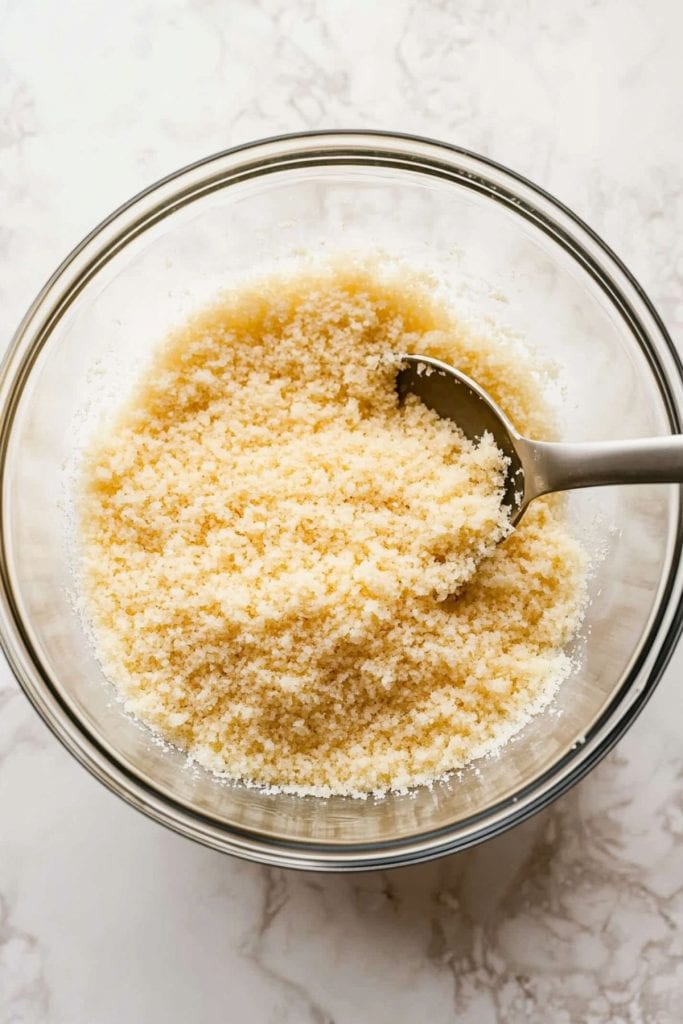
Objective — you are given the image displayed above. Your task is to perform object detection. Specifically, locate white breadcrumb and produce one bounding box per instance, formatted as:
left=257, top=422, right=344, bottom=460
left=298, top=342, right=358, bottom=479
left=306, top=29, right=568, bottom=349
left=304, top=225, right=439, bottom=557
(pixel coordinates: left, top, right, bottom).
left=79, top=262, right=586, bottom=797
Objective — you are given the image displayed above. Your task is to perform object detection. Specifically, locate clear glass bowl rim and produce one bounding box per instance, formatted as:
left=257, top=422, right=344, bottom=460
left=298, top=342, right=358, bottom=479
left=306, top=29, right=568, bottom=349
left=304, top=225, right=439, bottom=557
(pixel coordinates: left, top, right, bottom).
left=1, top=129, right=682, bottom=871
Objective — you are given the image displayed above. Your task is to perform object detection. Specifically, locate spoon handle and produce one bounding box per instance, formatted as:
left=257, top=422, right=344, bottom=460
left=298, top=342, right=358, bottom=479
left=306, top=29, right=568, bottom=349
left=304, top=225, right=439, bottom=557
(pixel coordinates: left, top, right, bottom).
left=518, top=435, right=683, bottom=501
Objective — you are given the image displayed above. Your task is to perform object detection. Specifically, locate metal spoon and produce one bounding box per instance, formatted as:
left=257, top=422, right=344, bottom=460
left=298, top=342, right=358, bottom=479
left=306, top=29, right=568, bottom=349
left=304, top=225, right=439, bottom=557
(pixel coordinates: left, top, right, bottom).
left=397, top=353, right=683, bottom=527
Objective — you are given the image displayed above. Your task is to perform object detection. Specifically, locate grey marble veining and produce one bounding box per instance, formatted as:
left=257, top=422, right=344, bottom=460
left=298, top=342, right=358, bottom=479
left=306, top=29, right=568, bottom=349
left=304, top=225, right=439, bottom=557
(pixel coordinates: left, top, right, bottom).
left=1, top=1, right=682, bottom=1021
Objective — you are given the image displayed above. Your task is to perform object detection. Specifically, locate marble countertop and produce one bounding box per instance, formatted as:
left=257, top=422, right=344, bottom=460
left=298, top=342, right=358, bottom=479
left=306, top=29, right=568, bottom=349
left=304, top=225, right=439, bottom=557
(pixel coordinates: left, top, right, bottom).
left=1, top=1, right=682, bottom=1021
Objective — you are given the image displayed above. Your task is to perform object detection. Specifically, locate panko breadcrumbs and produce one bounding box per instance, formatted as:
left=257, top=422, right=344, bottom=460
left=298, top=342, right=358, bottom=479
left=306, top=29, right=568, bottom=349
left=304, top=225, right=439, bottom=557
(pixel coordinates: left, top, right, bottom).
left=80, top=262, right=586, bottom=797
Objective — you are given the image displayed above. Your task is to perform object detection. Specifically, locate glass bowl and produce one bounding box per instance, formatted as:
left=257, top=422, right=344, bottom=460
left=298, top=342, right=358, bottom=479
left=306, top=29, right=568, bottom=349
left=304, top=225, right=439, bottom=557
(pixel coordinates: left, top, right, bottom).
left=1, top=131, right=682, bottom=871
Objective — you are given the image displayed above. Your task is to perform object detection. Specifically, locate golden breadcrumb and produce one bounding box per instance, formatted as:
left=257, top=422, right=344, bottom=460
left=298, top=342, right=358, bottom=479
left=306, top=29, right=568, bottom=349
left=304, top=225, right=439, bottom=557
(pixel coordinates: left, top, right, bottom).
left=79, top=262, right=585, bottom=796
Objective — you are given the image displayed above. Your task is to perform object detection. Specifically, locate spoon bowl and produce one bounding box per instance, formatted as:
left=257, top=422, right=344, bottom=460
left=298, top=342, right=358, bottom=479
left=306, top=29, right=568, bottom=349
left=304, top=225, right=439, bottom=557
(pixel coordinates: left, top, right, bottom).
left=396, top=354, right=526, bottom=522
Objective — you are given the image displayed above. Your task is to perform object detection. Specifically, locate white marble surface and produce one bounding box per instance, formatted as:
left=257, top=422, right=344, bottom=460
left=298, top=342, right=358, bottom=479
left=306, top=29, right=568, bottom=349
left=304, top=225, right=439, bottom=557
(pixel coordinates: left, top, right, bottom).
left=1, top=1, right=682, bottom=1021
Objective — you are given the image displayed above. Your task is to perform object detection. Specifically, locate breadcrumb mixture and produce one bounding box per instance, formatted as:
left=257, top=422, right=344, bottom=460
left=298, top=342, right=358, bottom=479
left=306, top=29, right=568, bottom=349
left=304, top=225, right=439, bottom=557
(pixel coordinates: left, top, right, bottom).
left=80, top=263, right=585, bottom=796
